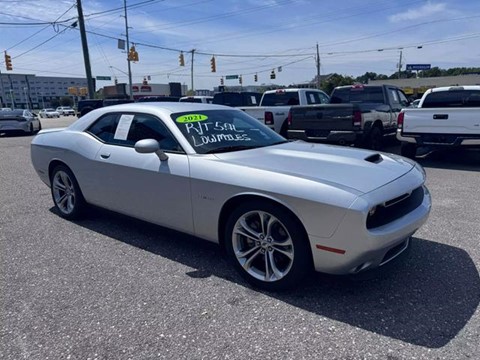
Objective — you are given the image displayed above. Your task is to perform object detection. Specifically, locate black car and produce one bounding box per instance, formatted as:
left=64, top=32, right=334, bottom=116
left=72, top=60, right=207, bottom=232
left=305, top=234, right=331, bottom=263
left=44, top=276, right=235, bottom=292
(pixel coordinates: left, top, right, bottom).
left=78, top=98, right=134, bottom=117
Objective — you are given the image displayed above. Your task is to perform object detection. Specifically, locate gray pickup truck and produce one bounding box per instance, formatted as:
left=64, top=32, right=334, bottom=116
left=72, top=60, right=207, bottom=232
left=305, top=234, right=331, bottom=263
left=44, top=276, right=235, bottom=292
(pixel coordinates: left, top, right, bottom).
left=287, top=84, right=409, bottom=149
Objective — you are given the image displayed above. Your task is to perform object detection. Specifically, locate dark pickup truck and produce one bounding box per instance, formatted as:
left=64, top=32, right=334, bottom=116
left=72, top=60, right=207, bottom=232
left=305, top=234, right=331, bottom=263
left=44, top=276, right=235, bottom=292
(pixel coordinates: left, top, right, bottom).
left=287, top=84, right=409, bottom=149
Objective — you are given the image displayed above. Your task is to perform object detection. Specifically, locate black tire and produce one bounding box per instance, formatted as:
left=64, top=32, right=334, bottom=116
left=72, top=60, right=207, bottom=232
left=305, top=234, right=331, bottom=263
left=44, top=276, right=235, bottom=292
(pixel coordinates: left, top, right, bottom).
left=29, top=123, right=35, bottom=135
left=400, top=142, right=417, bottom=159
left=366, top=126, right=383, bottom=150
left=280, top=120, right=289, bottom=138
left=224, top=200, right=311, bottom=291
left=50, top=165, right=86, bottom=220
left=34, top=121, right=42, bottom=134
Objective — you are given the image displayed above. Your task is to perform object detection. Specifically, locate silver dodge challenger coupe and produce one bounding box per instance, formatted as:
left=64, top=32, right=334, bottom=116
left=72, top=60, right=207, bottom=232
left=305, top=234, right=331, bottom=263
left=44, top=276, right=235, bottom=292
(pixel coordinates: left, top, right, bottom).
left=31, top=103, right=431, bottom=290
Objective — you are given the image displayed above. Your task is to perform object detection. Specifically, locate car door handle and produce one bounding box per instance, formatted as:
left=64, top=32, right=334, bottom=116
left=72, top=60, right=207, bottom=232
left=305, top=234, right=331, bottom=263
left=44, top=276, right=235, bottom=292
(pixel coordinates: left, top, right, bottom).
left=100, top=153, right=111, bottom=159
left=433, top=114, right=448, bottom=120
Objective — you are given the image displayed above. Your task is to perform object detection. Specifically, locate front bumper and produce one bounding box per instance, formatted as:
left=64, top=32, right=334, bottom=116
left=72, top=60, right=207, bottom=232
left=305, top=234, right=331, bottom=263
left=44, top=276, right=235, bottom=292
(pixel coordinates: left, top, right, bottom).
left=308, top=177, right=431, bottom=275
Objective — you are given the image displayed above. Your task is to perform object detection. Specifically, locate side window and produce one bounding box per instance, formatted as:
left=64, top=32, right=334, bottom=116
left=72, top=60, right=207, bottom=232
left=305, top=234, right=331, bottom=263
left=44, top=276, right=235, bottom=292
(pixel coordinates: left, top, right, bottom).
left=306, top=92, right=320, bottom=105
left=319, top=92, right=330, bottom=104
left=122, top=113, right=183, bottom=152
left=397, top=90, right=409, bottom=106
left=388, top=88, right=400, bottom=105
left=86, top=113, right=120, bottom=142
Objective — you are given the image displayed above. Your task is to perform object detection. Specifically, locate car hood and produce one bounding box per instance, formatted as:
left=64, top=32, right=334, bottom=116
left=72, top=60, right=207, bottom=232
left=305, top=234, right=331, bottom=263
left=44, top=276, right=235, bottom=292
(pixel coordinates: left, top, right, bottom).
left=213, top=141, right=415, bottom=194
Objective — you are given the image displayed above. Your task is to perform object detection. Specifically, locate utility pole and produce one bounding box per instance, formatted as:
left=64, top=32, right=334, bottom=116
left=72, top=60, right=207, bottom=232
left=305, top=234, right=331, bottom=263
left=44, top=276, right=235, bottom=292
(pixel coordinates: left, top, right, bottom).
left=77, top=0, right=95, bottom=99
left=398, top=50, right=403, bottom=79
left=123, top=0, right=133, bottom=100
left=316, top=43, right=321, bottom=89
left=0, top=70, right=4, bottom=107
left=190, top=49, right=195, bottom=93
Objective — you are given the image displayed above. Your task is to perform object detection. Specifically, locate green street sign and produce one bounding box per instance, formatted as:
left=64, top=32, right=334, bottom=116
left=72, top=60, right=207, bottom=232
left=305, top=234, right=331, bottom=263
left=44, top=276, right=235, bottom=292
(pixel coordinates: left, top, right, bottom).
left=225, top=75, right=239, bottom=80
left=96, top=76, right=112, bottom=80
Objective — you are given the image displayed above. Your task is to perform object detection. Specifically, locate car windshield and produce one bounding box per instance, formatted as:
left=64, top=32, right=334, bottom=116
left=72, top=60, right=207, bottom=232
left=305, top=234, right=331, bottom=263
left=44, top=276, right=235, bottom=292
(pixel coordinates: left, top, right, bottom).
left=171, top=109, right=286, bottom=154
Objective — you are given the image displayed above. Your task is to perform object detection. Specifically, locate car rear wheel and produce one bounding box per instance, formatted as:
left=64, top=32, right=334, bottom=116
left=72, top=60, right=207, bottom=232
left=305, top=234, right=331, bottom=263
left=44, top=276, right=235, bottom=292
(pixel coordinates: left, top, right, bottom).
left=367, top=126, right=383, bottom=150
left=51, top=165, right=86, bottom=219
left=401, top=143, right=417, bottom=159
left=225, top=201, right=311, bottom=291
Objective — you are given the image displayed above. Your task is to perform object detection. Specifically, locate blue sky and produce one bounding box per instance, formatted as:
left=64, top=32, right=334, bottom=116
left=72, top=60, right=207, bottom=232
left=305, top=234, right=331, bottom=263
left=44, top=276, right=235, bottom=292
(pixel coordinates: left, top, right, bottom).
left=1, top=0, right=480, bottom=90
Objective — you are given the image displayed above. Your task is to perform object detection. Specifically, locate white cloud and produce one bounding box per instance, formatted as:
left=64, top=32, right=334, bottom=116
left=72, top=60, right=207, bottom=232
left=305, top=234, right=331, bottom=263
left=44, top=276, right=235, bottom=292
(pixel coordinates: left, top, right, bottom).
left=389, top=1, right=447, bottom=23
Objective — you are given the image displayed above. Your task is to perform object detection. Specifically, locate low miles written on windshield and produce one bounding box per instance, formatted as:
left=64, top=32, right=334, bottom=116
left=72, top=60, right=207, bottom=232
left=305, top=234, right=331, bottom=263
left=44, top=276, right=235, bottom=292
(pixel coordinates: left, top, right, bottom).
left=171, top=110, right=285, bottom=154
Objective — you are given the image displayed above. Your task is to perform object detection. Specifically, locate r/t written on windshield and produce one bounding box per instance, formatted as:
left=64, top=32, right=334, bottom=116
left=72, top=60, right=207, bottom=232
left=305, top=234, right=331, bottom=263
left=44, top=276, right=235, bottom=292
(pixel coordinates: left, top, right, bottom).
left=184, top=121, right=244, bottom=136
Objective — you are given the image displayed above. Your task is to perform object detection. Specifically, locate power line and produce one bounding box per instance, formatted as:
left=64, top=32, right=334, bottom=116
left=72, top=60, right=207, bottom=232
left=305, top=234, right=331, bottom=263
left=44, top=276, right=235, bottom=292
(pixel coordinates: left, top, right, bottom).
left=6, top=3, right=77, bottom=51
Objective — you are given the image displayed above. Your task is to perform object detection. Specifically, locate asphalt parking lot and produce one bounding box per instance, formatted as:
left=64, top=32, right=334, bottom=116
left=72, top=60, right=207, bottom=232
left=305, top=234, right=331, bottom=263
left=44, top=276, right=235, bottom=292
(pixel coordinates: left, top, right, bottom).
left=1, top=116, right=479, bottom=359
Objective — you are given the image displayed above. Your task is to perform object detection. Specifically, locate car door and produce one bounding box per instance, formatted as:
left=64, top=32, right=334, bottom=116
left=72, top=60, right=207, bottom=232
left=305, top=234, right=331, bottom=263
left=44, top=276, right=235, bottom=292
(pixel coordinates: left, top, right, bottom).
left=85, top=112, right=194, bottom=234
left=386, top=87, right=406, bottom=128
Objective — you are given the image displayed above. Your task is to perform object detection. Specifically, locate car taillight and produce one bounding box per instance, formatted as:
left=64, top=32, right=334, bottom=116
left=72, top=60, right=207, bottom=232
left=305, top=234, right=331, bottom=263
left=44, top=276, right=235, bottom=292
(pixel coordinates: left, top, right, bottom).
left=265, top=111, right=274, bottom=125
left=353, top=110, right=362, bottom=127
left=287, top=111, right=292, bottom=126
left=397, top=111, right=404, bottom=129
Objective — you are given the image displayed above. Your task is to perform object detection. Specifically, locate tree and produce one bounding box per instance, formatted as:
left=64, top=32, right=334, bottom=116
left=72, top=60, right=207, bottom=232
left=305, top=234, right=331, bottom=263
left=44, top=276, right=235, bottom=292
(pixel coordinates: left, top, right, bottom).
left=60, top=97, right=73, bottom=107
left=50, top=98, right=60, bottom=108
left=321, top=73, right=355, bottom=94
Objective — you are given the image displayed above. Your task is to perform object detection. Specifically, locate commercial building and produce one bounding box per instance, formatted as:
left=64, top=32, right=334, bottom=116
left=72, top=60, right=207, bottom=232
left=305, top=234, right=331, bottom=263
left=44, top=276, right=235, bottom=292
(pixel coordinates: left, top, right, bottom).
left=368, top=74, right=480, bottom=98
left=0, top=73, right=88, bottom=109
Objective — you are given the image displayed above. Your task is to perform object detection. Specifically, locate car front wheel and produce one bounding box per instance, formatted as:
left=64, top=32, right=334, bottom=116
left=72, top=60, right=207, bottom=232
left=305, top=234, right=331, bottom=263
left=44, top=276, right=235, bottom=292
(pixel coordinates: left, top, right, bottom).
left=51, top=165, right=86, bottom=219
left=225, top=201, right=311, bottom=291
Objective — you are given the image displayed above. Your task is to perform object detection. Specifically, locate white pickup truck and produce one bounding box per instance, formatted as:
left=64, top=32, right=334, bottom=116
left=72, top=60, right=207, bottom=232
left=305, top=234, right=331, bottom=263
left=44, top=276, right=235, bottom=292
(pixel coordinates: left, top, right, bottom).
left=397, top=86, right=480, bottom=158
left=239, top=88, right=330, bottom=136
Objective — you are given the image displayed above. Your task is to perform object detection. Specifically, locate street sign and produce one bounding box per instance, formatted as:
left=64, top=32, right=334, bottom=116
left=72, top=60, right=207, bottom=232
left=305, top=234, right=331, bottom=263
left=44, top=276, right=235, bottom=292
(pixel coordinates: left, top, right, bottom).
left=96, top=76, right=112, bottom=80
left=225, top=75, right=239, bottom=80
left=406, top=64, right=431, bottom=71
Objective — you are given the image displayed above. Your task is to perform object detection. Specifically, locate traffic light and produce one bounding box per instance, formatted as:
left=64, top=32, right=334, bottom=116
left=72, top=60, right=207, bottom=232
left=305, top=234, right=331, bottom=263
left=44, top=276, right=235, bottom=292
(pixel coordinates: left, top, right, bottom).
left=220, top=77, right=224, bottom=85
left=128, top=45, right=139, bottom=62
left=270, top=70, right=276, bottom=79
left=210, top=56, right=216, bottom=72
left=254, top=73, right=258, bottom=82
left=179, top=52, right=185, bottom=66
left=4, top=51, right=12, bottom=71
left=239, top=75, right=242, bottom=84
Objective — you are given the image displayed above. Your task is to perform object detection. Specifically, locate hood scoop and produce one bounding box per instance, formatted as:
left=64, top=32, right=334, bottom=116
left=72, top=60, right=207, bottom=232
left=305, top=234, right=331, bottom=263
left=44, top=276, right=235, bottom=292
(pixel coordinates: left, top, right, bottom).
left=364, top=153, right=383, bottom=164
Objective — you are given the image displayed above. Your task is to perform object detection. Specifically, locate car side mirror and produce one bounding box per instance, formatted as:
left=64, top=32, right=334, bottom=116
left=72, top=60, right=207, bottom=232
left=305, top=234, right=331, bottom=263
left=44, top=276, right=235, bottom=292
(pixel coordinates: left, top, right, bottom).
left=134, top=139, right=168, bottom=161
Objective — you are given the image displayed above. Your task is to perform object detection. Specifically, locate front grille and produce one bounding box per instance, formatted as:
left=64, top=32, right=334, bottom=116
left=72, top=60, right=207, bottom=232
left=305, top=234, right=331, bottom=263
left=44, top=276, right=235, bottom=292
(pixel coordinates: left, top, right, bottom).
left=367, top=186, right=424, bottom=229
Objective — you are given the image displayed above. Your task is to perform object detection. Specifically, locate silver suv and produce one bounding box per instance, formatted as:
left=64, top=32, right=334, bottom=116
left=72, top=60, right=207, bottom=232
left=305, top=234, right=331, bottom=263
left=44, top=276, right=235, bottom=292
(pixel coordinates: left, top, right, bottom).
left=56, top=106, right=75, bottom=116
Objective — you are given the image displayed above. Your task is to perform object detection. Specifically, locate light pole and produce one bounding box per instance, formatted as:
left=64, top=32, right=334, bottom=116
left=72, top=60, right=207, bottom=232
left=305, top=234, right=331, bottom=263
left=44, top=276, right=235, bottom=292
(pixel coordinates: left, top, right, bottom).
left=123, top=0, right=133, bottom=100
left=23, top=87, right=29, bottom=109
left=9, top=89, right=14, bottom=109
